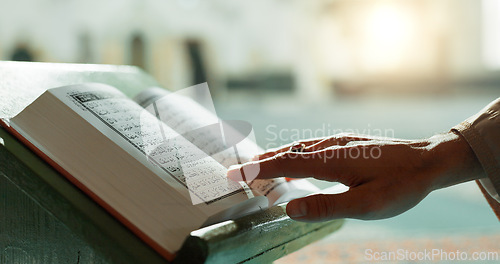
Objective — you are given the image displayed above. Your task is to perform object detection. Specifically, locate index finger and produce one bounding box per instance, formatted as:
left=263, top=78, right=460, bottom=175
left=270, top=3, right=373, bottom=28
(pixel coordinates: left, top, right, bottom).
left=254, top=134, right=373, bottom=161
left=253, top=138, right=324, bottom=161
left=228, top=147, right=361, bottom=183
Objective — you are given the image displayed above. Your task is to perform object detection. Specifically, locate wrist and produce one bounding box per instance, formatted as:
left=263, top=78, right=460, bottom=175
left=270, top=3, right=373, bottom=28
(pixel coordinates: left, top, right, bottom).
left=423, top=132, right=485, bottom=191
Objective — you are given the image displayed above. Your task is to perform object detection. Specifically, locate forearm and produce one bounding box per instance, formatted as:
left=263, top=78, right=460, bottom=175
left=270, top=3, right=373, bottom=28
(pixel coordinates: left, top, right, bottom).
left=424, top=132, right=486, bottom=191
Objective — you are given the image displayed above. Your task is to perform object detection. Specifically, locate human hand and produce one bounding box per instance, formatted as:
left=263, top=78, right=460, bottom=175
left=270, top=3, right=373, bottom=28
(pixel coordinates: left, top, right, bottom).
left=227, top=132, right=485, bottom=222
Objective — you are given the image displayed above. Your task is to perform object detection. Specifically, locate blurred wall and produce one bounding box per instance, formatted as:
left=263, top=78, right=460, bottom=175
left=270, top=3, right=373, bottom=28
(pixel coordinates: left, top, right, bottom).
left=0, top=0, right=498, bottom=98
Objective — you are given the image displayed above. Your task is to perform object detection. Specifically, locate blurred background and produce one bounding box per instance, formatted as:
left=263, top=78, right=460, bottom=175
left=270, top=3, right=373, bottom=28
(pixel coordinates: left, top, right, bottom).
left=1, top=0, right=499, bottom=262
left=2, top=0, right=500, bottom=97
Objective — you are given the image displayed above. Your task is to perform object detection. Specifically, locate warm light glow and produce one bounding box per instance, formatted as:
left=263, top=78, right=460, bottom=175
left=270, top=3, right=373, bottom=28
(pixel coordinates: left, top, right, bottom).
left=482, top=0, right=500, bottom=70
left=360, top=4, right=416, bottom=73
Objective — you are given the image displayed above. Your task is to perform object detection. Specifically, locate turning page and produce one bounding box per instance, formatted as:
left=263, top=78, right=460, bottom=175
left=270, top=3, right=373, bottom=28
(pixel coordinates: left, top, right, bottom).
left=54, top=84, right=249, bottom=205
left=134, top=85, right=318, bottom=206
left=7, top=83, right=261, bottom=256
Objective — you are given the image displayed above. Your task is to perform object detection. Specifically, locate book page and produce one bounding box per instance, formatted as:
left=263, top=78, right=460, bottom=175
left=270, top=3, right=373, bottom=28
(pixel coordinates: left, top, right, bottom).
left=134, top=86, right=256, bottom=166
left=8, top=83, right=267, bottom=256
left=134, top=85, right=302, bottom=206
left=50, top=83, right=250, bottom=206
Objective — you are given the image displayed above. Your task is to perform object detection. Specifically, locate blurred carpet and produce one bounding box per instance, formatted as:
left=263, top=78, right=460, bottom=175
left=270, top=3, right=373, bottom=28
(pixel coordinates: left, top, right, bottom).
left=275, top=233, right=499, bottom=263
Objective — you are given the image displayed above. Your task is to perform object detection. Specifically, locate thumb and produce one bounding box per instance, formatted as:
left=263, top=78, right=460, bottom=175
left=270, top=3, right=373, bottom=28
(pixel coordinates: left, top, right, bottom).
left=286, top=193, right=355, bottom=222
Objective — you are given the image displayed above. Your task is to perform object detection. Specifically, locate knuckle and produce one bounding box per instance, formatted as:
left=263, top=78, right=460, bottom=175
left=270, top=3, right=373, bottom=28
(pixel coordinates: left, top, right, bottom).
left=332, top=133, right=353, bottom=143
left=336, top=132, right=355, bottom=138
left=345, top=141, right=359, bottom=147
left=279, top=151, right=301, bottom=163
left=309, top=194, right=335, bottom=220
left=275, top=151, right=288, bottom=159
left=271, top=153, right=287, bottom=177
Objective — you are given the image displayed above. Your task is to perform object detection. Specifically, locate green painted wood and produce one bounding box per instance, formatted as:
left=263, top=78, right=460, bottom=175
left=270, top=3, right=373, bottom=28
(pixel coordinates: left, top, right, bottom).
left=0, top=125, right=167, bottom=264
left=0, top=163, right=108, bottom=263
left=0, top=61, right=344, bottom=263
left=175, top=205, right=344, bottom=264
left=0, top=61, right=167, bottom=263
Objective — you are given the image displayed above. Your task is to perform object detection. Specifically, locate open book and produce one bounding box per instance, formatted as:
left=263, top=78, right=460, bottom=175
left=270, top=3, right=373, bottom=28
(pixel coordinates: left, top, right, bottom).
left=0, top=83, right=318, bottom=261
